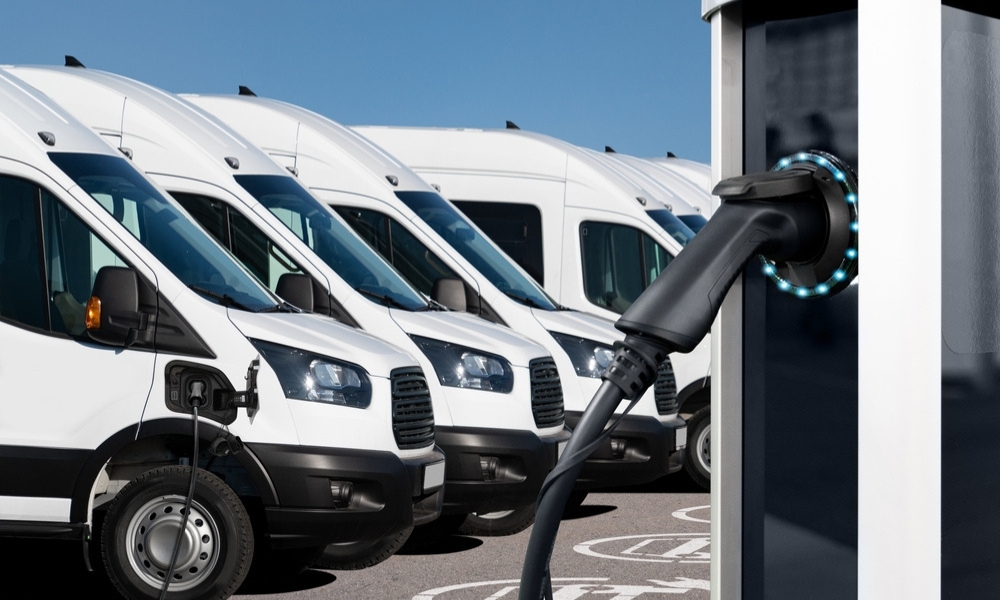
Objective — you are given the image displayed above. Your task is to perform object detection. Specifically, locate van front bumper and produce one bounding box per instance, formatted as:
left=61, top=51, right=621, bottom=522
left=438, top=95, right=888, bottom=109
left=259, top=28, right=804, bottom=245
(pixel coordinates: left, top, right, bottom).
left=246, top=442, right=445, bottom=549
left=435, top=425, right=572, bottom=515
left=565, top=412, right=685, bottom=491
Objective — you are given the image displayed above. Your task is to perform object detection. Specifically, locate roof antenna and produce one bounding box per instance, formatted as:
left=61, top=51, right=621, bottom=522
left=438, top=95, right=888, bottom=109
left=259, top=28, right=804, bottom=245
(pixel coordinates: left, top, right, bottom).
left=605, top=146, right=616, bottom=153
left=667, top=151, right=677, bottom=158
left=65, top=55, right=85, bottom=68
left=505, top=120, right=520, bottom=130
left=238, top=85, right=257, bottom=97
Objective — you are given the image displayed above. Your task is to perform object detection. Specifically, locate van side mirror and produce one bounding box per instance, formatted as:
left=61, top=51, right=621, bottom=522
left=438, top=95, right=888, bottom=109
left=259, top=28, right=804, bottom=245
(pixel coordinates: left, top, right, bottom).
left=276, top=273, right=315, bottom=312
left=431, top=277, right=467, bottom=311
left=86, top=266, right=148, bottom=347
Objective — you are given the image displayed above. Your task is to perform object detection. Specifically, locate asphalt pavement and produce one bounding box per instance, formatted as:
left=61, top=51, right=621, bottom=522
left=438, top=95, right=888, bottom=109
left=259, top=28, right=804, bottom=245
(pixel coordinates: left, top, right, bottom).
left=1, top=474, right=709, bottom=600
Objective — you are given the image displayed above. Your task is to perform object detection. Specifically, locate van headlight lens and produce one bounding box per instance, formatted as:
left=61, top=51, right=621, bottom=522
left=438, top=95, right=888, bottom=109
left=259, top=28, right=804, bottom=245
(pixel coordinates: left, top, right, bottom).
left=549, top=332, right=615, bottom=378
left=251, top=339, right=372, bottom=408
left=410, top=335, right=514, bottom=393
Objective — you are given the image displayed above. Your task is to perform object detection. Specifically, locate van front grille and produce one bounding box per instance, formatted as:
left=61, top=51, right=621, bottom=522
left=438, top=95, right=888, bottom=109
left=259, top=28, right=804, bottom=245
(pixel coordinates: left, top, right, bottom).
left=391, top=367, right=435, bottom=450
left=529, top=358, right=565, bottom=428
left=654, top=358, right=679, bottom=415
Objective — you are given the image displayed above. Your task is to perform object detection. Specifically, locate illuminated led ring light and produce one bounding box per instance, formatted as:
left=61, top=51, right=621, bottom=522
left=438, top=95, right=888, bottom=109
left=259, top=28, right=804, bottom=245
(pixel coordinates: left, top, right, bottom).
left=761, top=150, right=859, bottom=298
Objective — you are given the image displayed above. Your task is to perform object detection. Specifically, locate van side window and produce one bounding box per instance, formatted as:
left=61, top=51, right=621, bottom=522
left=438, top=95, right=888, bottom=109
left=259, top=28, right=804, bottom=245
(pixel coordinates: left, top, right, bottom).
left=580, top=221, right=673, bottom=314
left=171, top=192, right=303, bottom=292
left=0, top=176, right=47, bottom=330
left=334, top=206, right=460, bottom=296
left=452, top=201, right=545, bottom=286
left=0, top=175, right=130, bottom=335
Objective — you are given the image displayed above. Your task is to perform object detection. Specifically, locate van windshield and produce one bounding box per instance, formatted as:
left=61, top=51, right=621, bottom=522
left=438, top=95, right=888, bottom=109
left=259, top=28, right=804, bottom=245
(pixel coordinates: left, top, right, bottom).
left=646, top=209, right=698, bottom=246
left=397, top=191, right=558, bottom=311
left=48, top=152, right=279, bottom=312
left=234, top=175, right=427, bottom=311
left=677, top=213, right=708, bottom=233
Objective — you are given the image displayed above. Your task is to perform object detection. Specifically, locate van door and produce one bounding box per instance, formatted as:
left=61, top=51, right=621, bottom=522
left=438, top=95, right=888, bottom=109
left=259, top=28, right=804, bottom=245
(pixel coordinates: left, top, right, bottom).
left=0, top=171, right=155, bottom=522
left=566, top=209, right=676, bottom=321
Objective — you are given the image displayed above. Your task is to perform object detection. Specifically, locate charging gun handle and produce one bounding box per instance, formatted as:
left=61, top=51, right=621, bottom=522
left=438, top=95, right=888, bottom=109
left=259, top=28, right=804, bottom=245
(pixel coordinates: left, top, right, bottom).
left=616, top=191, right=825, bottom=352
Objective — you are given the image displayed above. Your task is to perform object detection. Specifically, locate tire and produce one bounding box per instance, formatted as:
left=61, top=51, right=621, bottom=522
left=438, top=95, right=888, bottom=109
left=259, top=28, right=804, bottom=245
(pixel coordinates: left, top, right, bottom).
left=684, top=406, right=711, bottom=491
left=458, top=504, right=536, bottom=537
left=312, top=527, right=412, bottom=570
left=101, top=466, right=253, bottom=600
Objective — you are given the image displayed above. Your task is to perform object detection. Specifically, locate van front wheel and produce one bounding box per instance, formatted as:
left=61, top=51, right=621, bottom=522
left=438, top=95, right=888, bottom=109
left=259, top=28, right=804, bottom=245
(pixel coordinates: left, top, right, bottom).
left=684, top=406, right=711, bottom=491
left=101, top=466, right=253, bottom=600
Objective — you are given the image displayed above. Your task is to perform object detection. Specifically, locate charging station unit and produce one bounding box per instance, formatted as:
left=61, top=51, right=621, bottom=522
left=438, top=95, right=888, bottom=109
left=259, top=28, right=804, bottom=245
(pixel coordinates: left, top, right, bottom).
left=703, top=1, right=1000, bottom=599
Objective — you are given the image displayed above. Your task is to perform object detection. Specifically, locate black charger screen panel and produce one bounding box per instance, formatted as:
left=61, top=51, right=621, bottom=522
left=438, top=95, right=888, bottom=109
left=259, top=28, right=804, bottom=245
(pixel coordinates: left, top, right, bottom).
left=942, top=5, right=1000, bottom=599
left=743, top=5, right=858, bottom=600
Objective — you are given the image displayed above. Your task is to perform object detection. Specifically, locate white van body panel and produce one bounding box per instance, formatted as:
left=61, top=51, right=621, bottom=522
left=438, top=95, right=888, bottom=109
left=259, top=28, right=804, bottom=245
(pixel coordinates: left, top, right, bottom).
left=649, top=156, right=715, bottom=198
left=178, top=106, right=665, bottom=421
left=7, top=67, right=555, bottom=439
left=355, top=126, right=712, bottom=402
left=1, top=65, right=426, bottom=458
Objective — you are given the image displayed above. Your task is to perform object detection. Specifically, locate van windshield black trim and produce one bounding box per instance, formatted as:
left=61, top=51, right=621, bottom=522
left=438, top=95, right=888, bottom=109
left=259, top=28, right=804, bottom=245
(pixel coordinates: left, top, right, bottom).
left=233, top=175, right=427, bottom=312
left=396, top=191, right=558, bottom=311
left=48, top=152, right=278, bottom=312
left=646, top=209, right=698, bottom=246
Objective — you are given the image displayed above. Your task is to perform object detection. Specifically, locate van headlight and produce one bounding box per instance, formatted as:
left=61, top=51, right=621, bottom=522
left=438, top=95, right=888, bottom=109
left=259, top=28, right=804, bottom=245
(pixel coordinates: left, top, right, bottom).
left=410, top=335, right=514, bottom=393
left=251, top=339, right=372, bottom=408
left=549, top=332, right=615, bottom=378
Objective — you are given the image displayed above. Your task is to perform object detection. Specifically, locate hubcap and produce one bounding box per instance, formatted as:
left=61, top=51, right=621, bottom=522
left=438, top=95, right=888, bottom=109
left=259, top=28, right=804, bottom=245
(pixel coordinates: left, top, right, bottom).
left=473, top=510, right=515, bottom=520
left=696, top=423, right=711, bottom=473
left=124, top=494, right=220, bottom=591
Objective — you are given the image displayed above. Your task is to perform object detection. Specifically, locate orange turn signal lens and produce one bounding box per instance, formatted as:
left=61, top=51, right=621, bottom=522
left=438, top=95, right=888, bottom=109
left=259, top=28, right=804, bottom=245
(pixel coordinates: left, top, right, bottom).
left=85, top=296, right=101, bottom=330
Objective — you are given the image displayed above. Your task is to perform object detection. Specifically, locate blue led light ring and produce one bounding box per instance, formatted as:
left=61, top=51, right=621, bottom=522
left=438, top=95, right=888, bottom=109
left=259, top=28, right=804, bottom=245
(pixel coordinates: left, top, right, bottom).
left=761, top=151, right=858, bottom=298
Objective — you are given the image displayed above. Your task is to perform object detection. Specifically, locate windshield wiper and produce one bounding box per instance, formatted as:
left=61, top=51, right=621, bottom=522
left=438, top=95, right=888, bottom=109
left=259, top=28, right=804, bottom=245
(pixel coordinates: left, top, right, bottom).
left=419, top=298, right=449, bottom=312
left=256, top=301, right=299, bottom=314
left=502, top=289, right=546, bottom=309
left=188, top=285, right=255, bottom=312
left=356, top=287, right=411, bottom=310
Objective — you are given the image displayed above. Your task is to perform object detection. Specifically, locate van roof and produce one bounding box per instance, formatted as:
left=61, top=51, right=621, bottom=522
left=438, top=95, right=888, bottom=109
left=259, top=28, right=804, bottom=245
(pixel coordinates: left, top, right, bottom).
left=3, top=65, right=287, bottom=186
left=183, top=94, right=434, bottom=199
left=353, top=125, right=687, bottom=217
left=0, top=68, right=119, bottom=165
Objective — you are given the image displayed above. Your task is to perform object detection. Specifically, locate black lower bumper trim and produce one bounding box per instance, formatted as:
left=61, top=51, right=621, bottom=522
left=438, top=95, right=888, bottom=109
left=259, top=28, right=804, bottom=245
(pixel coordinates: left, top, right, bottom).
left=566, top=412, right=684, bottom=491
left=435, top=425, right=572, bottom=515
left=247, top=442, right=445, bottom=549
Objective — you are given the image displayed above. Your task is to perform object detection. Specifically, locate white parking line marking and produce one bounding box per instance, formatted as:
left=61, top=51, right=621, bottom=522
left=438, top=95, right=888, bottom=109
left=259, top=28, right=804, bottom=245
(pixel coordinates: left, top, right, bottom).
left=671, top=504, right=710, bottom=523
left=413, top=577, right=710, bottom=599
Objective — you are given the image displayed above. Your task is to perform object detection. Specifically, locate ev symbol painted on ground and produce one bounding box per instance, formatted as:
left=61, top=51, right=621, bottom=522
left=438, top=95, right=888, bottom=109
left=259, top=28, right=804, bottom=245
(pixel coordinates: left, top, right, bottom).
left=413, top=577, right=710, bottom=599
left=574, top=534, right=710, bottom=564
left=573, top=504, right=711, bottom=564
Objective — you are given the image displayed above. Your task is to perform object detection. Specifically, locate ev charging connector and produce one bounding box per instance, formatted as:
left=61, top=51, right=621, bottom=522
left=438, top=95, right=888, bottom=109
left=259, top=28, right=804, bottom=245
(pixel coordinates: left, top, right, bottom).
left=519, top=151, right=859, bottom=600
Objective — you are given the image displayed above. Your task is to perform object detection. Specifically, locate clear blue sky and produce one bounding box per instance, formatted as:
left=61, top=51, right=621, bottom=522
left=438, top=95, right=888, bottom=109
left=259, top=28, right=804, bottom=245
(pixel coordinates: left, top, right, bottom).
left=0, top=1, right=710, bottom=163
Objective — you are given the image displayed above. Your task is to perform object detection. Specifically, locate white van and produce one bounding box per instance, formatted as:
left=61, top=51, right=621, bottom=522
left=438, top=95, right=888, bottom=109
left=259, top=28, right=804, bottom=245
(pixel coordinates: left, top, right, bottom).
left=0, top=70, right=445, bottom=599
left=186, top=95, right=687, bottom=502
left=599, top=149, right=713, bottom=227
left=648, top=155, right=715, bottom=199
left=7, top=65, right=570, bottom=544
left=353, top=126, right=713, bottom=489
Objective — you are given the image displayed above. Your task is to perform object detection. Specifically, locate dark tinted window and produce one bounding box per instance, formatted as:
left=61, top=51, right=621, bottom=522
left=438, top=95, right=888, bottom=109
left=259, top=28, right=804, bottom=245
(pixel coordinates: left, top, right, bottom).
left=172, top=192, right=305, bottom=292
left=335, top=206, right=461, bottom=295
left=452, top=201, right=545, bottom=285
left=0, top=176, right=46, bottom=330
left=234, top=175, right=426, bottom=311
left=397, top=191, right=556, bottom=310
left=580, top=221, right=672, bottom=314
left=677, top=214, right=708, bottom=233
left=49, top=153, right=278, bottom=312
left=0, top=174, right=131, bottom=336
